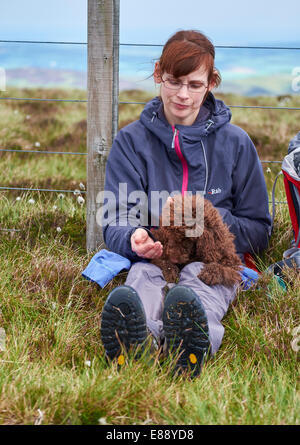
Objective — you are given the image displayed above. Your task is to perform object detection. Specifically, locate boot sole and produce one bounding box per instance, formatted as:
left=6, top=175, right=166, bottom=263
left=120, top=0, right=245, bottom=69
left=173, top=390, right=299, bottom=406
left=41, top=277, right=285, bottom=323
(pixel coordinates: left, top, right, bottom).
left=163, top=286, right=210, bottom=377
left=100, top=286, right=148, bottom=363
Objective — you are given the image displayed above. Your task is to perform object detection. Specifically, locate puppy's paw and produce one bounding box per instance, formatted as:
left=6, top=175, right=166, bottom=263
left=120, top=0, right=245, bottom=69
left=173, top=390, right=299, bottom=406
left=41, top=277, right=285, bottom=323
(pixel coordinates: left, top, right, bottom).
left=151, top=259, right=179, bottom=283
left=163, top=263, right=180, bottom=283
left=198, top=264, right=242, bottom=287
left=197, top=269, right=220, bottom=286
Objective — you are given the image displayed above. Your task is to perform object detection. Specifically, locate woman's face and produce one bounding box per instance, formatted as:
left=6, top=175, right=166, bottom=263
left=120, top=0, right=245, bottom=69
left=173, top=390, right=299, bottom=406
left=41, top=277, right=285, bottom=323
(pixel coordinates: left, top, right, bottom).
left=154, top=64, right=214, bottom=126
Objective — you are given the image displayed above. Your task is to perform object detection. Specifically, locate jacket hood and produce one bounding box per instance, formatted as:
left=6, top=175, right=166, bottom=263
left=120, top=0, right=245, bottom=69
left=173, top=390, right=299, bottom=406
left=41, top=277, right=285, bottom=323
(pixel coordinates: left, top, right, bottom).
left=140, top=92, right=232, bottom=147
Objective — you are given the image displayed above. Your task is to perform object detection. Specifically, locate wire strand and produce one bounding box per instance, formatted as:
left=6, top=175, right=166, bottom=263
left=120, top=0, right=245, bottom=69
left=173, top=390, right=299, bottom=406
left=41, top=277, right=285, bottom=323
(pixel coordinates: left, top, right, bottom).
left=120, top=102, right=300, bottom=110
left=1, top=39, right=300, bottom=50
left=0, top=97, right=87, bottom=103
left=0, top=149, right=285, bottom=165
left=0, top=97, right=299, bottom=110
left=0, top=186, right=86, bottom=194
left=0, top=39, right=87, bottom=45
left=0, top=148, right=87, bottom=155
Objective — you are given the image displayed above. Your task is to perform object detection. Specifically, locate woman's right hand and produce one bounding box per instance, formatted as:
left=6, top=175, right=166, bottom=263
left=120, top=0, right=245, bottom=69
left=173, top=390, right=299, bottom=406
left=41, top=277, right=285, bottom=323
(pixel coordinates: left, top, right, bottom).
left=131, top=228, right=163, bottom=259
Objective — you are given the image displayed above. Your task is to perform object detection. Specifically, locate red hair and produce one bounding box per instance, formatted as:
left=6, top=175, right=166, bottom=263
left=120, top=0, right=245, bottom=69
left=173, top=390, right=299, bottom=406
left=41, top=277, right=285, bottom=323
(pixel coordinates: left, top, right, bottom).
left=155, top=30, right=221, bottom=87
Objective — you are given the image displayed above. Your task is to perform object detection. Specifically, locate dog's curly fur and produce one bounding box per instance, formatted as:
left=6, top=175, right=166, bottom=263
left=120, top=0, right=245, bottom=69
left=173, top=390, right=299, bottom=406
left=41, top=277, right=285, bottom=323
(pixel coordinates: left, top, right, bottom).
left=151, top=194, right=242, bottom=287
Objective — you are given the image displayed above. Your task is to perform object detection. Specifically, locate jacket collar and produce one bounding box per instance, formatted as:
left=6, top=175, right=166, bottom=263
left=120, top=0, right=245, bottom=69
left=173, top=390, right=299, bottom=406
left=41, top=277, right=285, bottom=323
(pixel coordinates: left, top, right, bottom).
left=140, top=92, right=232, bottom=146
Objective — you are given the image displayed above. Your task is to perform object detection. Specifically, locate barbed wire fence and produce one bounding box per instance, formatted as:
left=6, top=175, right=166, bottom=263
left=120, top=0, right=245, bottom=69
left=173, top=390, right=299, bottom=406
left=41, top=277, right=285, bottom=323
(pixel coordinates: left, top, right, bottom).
left=0, top=0, right=299, bottom=248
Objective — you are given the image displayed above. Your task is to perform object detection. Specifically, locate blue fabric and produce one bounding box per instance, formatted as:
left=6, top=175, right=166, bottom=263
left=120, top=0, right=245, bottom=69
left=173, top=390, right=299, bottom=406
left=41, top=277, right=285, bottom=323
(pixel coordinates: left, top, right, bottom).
left=239, top=266, right=259, bottom=290
left=82, top=249, right=131, bottom=288
left=103, top=93, right=271, bottom=261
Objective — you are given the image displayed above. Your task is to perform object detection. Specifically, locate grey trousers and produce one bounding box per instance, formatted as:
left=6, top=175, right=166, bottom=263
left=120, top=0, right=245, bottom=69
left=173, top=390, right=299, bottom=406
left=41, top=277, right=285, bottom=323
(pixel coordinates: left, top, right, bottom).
left=125, top=261, right=238, bottom=355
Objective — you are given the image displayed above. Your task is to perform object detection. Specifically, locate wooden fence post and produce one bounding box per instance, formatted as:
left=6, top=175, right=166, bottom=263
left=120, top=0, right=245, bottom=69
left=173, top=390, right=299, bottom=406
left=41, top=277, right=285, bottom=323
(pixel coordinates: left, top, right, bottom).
left=86, top=0, right=120, bottom=251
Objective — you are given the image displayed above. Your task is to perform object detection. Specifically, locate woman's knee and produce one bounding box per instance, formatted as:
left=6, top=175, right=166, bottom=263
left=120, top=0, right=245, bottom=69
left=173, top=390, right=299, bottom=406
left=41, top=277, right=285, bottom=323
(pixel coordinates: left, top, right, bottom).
left=126, top=261, right=167, bottom=287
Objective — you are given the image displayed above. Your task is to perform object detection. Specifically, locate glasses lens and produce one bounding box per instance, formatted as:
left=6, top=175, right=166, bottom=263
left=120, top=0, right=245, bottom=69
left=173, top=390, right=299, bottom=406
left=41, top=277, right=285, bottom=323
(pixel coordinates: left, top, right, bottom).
left=164, top=79, right=207, bottom=92
left=165, top=79, right=181, bottom=89
left=189, top=83, right=207, bottom=92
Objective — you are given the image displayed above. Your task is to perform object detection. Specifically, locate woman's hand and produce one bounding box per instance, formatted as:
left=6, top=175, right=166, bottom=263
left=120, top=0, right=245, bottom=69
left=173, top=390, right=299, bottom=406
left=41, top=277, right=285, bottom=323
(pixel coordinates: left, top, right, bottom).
left=131, top=228, right=163, bottom=259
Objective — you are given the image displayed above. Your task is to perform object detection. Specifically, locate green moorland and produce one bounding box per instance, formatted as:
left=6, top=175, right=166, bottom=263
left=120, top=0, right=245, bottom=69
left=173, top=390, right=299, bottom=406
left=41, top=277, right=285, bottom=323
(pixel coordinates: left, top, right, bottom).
left=0, top=87, right=299, bottom=425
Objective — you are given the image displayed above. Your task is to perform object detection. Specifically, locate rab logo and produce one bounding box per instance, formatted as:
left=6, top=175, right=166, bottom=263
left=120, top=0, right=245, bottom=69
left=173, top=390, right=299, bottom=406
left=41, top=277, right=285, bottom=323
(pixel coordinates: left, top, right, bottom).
left=208, top=188, right=222, bottom=195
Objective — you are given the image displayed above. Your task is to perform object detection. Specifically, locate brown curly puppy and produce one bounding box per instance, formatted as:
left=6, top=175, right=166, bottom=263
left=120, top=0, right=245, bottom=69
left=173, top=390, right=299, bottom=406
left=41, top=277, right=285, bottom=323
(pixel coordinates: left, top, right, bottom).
left=151, top=194, right=242, bottom=287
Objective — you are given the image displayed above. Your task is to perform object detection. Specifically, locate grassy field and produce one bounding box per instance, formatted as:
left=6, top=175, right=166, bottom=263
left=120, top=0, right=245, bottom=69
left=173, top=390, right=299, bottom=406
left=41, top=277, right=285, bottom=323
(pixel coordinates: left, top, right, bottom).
left=0, top=87, right=299, bottom=425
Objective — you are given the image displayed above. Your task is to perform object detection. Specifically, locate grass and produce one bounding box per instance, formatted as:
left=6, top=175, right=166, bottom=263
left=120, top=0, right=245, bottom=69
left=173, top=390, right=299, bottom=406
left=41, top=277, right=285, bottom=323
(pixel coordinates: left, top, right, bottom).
left=0, top=87, right=299, bottom=425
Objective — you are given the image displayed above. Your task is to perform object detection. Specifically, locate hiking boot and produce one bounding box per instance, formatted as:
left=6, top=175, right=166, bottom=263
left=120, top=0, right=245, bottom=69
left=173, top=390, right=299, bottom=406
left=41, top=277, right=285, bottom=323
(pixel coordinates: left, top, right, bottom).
left=100, top=285, right=148, bottom=365
left=162, top=285, right=210, bottom=378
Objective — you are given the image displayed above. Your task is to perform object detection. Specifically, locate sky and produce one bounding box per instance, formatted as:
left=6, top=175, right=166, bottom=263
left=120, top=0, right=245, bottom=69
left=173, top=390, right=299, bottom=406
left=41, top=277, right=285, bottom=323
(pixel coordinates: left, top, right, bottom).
left=0, top=0, right=300, bottom=45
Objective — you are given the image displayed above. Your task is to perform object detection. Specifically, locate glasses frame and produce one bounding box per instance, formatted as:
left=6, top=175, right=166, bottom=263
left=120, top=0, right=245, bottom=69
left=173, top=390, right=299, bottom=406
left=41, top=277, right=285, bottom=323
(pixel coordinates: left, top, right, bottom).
left=160, top=77, right=208, bottom=93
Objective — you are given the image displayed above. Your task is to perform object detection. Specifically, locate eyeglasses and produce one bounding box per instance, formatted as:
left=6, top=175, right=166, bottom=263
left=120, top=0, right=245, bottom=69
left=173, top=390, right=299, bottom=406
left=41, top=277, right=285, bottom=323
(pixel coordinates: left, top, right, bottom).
left=161, top=77, right=208, bottom=93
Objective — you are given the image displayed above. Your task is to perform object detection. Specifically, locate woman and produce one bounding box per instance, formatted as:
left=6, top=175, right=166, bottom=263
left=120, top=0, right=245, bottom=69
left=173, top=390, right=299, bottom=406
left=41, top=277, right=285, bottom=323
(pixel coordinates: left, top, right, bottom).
left=100, top=30, right=271, bottom=377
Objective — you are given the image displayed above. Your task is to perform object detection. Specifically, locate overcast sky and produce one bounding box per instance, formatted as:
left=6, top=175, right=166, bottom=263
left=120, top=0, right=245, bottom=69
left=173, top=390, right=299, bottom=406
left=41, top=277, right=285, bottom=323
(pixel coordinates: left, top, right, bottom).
left=0, top=0, right=299, bottom=44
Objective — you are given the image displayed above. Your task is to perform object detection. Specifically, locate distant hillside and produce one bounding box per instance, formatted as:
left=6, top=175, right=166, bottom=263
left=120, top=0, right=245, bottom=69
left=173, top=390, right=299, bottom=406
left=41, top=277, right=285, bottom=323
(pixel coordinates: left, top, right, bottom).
left=3, top=67, right=297, bottom=96
left=5, top=67, right=149, bottom=92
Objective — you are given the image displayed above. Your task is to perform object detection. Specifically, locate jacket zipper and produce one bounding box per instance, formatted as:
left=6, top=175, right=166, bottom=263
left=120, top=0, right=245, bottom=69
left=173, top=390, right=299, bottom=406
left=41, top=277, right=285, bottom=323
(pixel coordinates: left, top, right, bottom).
left=172, top=127, right=189, bottom=195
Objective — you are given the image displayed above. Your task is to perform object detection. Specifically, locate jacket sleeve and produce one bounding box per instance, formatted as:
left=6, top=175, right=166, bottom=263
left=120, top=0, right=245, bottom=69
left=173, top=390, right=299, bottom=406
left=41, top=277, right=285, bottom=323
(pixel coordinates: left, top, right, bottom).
left=215, top=133, right=271, bottom=255
left=102, top=128, right=147, bottom=262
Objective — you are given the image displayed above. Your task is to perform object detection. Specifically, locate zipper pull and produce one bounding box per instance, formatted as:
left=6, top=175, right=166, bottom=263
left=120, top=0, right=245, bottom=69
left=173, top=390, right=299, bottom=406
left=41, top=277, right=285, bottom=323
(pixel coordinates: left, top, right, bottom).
left=172, top=128, right=178, bottom=149
left=205, top=120, right=214, bottom=133
left=151, top=112, right=157, bottom=123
